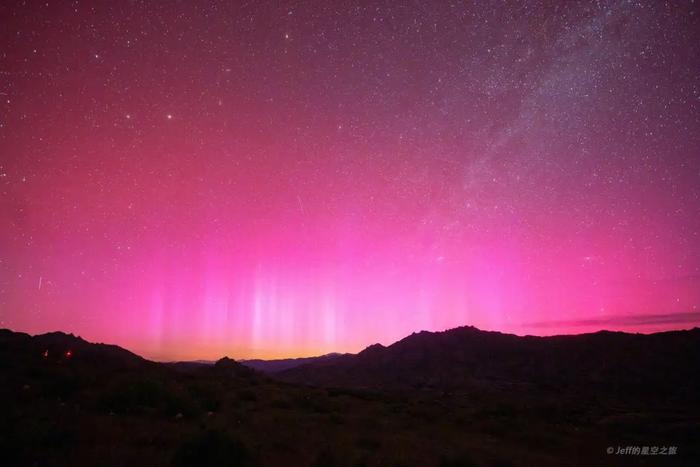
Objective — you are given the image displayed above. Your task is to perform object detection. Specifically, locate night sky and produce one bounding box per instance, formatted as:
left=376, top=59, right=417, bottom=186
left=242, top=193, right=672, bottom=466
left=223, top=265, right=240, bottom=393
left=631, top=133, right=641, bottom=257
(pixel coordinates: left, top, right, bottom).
left=2, top=1, right=699, bottom=360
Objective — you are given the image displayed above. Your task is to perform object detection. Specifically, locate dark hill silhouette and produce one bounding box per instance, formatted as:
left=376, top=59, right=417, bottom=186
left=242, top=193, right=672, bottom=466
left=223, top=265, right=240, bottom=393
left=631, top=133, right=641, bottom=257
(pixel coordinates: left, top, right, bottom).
left=0, top=328, right=149, bottom=371
left=2, top=327, right=699, bottom=466
left=278, top=326, right=700, bottom=401
left=213, top=356, right=258, bottom=378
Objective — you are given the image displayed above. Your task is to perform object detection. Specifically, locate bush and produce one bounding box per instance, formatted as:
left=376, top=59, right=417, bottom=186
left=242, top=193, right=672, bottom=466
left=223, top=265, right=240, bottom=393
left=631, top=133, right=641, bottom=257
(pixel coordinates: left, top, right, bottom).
left=173, top=429, right=250, bottom=467
left=238, top=389, right=258, bottom=402
left=439, top=451, right=477, bottom=467
left=98, top=375, right=196, bottom=417
left=188, top=381, right=222, bottom=412
left=314, top=449, right=339, bottom=467
left=270, top=398, right=291, bottom=409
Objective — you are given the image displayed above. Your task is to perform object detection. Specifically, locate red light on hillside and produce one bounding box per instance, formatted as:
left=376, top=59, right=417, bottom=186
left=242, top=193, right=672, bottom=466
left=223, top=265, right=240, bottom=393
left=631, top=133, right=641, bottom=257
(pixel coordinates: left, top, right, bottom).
left=43, top=350, right=49, bottom=358
left=65, top=350, right=72, bottom=358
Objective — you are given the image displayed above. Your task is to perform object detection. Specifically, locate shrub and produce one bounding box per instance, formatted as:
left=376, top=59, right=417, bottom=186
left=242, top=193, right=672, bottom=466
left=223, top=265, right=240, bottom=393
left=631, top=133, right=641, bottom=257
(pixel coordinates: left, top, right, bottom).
left=439, top=451, right=477, bottom=467
left=173, top=429, right=250, bottom=467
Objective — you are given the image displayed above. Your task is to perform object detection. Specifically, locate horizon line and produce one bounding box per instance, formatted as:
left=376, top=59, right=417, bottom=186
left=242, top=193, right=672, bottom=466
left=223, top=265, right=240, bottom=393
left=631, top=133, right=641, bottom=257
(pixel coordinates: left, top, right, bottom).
left=4, top=314, right=699, bottom=362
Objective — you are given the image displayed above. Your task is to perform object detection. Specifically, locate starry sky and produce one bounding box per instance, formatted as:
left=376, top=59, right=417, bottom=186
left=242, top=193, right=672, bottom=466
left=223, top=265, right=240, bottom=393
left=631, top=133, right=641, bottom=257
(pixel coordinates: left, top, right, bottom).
left=1, top=0, right=699, bottom=360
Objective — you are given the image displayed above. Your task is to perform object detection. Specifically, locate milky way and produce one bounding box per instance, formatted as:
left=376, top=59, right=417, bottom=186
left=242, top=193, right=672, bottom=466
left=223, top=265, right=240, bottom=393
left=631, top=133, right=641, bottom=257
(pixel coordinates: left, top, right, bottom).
left=1, top=1, right=699, bottom=359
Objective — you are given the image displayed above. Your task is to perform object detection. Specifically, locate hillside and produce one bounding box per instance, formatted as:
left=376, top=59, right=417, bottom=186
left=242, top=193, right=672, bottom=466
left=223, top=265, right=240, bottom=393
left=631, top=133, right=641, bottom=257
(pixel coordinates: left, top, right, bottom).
left=1, top=327, right=699, bottom=466
left=279, top=326, right=700, bottom=402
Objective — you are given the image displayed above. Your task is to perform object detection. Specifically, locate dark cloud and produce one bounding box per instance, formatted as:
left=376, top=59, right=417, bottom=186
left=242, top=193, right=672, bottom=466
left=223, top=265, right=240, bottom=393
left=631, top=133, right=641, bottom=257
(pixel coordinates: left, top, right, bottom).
left=527, top=312, right=700, bottom=329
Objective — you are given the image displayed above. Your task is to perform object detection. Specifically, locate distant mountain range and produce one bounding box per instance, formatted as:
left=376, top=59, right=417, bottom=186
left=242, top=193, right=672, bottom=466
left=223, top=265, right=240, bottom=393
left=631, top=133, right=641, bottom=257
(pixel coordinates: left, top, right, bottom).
left=240, top=353, right=345, bottom=374
left=4, top=325, right=699, bottom=404
left=160, top=354, right=347, bottom=374
left=277, top=326, right=700, bottom=401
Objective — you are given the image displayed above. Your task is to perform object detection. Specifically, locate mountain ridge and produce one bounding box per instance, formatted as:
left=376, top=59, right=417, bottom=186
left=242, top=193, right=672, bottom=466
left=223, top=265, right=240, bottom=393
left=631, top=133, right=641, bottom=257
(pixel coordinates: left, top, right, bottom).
left=278, top=325, right=700, bottom=401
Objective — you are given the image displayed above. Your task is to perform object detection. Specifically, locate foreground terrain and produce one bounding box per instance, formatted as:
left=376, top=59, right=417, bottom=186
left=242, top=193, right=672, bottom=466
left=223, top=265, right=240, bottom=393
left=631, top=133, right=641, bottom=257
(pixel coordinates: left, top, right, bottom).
left=1, top=327, right=698, bottom=466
